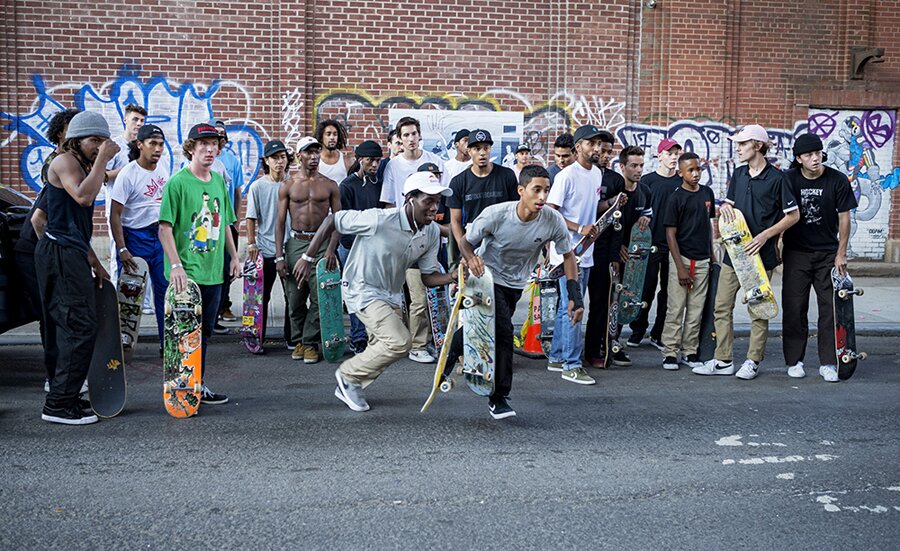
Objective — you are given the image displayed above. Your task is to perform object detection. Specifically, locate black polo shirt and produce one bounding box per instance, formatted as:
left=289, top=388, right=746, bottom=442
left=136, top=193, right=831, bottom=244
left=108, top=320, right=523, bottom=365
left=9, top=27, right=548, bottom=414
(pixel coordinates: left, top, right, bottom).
left=339, top=172, right=383, bottom=249
left=724, top=163, right=798, bottom=270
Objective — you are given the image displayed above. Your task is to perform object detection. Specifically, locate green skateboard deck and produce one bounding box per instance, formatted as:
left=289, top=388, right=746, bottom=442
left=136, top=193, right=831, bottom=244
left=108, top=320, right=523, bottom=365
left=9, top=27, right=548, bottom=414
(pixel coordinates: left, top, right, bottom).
left=316, top=258, right=346, bottom=362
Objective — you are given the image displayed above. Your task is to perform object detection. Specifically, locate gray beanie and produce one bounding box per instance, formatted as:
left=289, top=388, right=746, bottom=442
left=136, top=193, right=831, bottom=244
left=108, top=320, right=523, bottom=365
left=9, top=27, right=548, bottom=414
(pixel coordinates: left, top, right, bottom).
left=65, top=111, right=111, bottom=140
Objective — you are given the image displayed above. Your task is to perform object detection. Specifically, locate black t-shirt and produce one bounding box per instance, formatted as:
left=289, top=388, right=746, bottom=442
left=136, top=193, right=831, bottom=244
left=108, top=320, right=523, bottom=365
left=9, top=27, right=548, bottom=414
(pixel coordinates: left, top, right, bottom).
left=14, top=186, right=49, bottom=255
left=447, top=164, right=518, bottom=228
left=339, top=172, right=383, bottom=249
left=593, top=169, right=627, bottom=261
left=620, top=182, right=651, bottom=247
left=724, top=163, right=798, bottom=270
left=641, top=171, right=683, bottom=250
left=663, top=185, right=716, bottom=261
left=782, top=166, right=857, bottom=253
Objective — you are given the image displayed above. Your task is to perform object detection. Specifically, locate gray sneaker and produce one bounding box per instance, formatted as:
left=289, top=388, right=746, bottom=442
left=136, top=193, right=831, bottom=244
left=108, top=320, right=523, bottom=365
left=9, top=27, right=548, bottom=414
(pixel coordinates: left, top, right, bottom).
left=561, top=367, right=596, bottom=385
left=334, top=369, right=370, bottom=411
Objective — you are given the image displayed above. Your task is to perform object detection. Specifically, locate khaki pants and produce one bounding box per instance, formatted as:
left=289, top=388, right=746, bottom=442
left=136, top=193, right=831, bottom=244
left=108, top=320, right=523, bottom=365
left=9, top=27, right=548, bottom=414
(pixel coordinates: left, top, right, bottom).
left=405, top=268, right=431, bottom=351
left=284, top=238, right=325, bottom=347
left=714, top=263, right=773, bottom=363
left=661, top=256, right=710, bottom=357
left=340, top=300, right=412, bottom=388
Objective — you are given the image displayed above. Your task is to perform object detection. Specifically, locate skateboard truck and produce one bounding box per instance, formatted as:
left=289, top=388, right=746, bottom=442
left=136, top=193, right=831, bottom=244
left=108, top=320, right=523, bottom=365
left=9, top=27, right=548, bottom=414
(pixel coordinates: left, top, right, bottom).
left=838, top=288, right=864, bottom=299
left=840, top=350, right=868, bottom=364
left=741, top=288, right=773, bottom=305
left=462, top=292, right=492, bottom=309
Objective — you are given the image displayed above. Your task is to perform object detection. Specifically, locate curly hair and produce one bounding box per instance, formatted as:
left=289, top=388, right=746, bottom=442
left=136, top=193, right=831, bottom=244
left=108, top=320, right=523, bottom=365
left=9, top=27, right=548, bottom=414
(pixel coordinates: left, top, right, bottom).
left=314, top=119, right=347, bottom=150
left=46, top=108, right=81, bottom=146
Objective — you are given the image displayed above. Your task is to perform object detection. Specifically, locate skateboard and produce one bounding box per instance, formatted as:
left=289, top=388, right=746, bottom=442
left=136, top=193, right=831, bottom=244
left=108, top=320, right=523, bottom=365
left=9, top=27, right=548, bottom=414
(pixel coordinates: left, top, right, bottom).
left=538, top=275, right=559, bottom=357
left=240, top=255, right=265, bottom=354
left=547, top=193, right=624, bottom=279
left=832, top=268, right=867, bottom=380
left=697, top=263, right=721, bottom=363
left=116, top=256, right=148, bottom=363
left=316, top=257, right=346, bottom=362
left=426, top=270, right=451, bottom=351
left=617, top=225, right=653, bottom=325
left=421, top=265, right=466, bottom=413
left=603, top=263, right=622, bottom=367
left=88, top=284, right=126, bottom=418
left=461, top=266, right=496, bottom=397
left=718, top=209, right=778, bottom=320
left=163, top=280, right=203, bottom=418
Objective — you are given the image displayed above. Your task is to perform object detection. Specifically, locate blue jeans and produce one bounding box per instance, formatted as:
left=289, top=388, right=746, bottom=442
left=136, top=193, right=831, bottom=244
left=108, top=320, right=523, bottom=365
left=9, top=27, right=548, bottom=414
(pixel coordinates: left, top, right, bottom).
left=549, top=266, right=590, bottom=370
left=337, top=244, right=367, bottom=344
left=121, top=224, right=169, bottom=348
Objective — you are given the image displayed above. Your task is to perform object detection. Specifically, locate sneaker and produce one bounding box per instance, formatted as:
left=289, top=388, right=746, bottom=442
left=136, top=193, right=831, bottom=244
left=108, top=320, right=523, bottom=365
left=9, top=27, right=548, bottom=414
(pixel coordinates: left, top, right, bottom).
left=547, top=360, right=564, bottom=372
left=77, top=398, right=92, bottom=412
left=819, top=364, right=839, bottom=382
left=681, top=354, right=703, bottom=370
left=735, top=359, right=760, bottom=380
left=626, top=333, right=644, bottom=348
left=200, top=386, right=229, bottom=404
left=213, top=322, right=229, bottom=335
left=285, top=341, right=297, bottom=350
left=611, top=350, right=632, bottom=367
left=583, top=356, right=606, bottom=369
left=304, top=346, right=320, bottom=364
left=219, top=309, right=237, bottom=322
left=408, top=349, right=436, bottom=363
left=662, top=356, right=679, bottom=370
left=41, top=405, right=98, bottom=425
left=142, top=307, right=154, bottom=315
left=291, top=344, right=307, bottom=361
left=787, top=361, right=806, bottom=379
left=334, top=369, right=370, bottom=411
left=648, top=336, right=664, bottom=351
left=488, top=397, right=516, bottom=420
left=692, top=359, right=735, bottom=375
left=561, top=367, right=596, bottom=385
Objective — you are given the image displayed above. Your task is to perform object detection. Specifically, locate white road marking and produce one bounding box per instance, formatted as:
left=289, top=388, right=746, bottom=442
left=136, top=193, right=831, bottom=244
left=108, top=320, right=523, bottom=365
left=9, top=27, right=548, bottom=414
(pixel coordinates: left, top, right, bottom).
left=777, top=473, right=795, bottom=480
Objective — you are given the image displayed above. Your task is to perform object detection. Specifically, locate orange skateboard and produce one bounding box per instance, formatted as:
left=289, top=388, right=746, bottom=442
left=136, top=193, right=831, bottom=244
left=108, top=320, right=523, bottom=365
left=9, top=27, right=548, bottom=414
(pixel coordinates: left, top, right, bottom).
left=163, top=280, right=203, bottom=418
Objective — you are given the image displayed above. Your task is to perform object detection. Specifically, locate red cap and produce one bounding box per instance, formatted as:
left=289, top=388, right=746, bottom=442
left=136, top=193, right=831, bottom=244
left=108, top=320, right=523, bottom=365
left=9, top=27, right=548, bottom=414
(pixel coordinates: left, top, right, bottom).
left=657, top=138, right=681, bottom=154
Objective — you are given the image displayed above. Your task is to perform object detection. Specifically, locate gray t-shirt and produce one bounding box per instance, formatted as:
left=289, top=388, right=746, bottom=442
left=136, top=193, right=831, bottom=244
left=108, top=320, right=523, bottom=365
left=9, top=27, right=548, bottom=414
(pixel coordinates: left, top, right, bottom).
left=245, top=175, right=284, bottom=258
left=336, top=207, right=442, bottom=313
left=466, top=201, right=572, bottom=289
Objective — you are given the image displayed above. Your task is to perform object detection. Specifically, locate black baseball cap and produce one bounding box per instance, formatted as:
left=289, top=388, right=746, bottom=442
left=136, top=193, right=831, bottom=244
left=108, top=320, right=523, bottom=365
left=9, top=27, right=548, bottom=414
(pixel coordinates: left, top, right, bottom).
left=573, top=125, right=604, bottom=143
left=188, top=123, right=220, bottom=140
left=264, top=139, right=288, bottom=157
left=417, top=162, right=442, bottom=174
left=453, top=129, right=470, bottom=143
left=792, top=133, right=824, bottom=157
left=355, top=140, right=383, bottom=158
left=136, top=124, right=165, bottom=141
left=467, top=129, right=493, bottom=147
left=516, top=144, right=531, bottom=153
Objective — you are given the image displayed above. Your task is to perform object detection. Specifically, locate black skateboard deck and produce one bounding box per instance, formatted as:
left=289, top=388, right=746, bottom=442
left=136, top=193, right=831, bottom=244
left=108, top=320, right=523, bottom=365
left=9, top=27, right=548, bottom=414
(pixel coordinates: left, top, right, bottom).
left=88, top=284, right=126, bottom=418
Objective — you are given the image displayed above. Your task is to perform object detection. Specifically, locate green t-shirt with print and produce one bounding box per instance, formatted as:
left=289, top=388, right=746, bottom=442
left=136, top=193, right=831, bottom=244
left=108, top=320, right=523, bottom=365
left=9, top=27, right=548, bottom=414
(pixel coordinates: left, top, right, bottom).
left=159, top=166, right=236, bottom=285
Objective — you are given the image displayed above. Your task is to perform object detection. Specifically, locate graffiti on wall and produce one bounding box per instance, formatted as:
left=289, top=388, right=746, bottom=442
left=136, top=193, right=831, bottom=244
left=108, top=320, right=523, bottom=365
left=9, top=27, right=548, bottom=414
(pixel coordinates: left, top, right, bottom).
left=0, top=65, right=267, bottom=199
left=809, top=108, right=897, bottom=258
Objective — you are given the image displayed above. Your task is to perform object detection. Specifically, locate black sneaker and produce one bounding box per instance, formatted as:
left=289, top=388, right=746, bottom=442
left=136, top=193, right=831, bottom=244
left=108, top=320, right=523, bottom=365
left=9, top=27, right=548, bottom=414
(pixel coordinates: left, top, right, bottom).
left=42, top=405, right=99, bottom=425
left=662, top=356, right=679, bottom=370
left=213, top=323, right=229, bottom=335
left=488, top=397, right=516, bottom=420
left=649, top=336, right=664, bottom=351
left=611, top=350, right=632, bottom=367
left=77, top=398, right=92, bottom=412
left=201, top=386, right=229, bottom=405
left=625, top=333, right=644, bottom=348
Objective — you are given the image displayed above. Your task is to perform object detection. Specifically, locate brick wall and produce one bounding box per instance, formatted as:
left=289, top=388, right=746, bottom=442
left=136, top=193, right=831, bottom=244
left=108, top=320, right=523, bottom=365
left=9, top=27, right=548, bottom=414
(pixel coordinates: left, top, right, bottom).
left=2, top=0, right=898, bottom=258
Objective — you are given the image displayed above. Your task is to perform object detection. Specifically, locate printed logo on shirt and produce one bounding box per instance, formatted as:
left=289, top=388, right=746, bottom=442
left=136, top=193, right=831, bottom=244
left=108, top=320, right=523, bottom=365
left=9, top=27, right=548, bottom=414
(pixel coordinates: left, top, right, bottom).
left=186, top=191, right=223, bottom=254
left=145, top=176, right=166, bottom=201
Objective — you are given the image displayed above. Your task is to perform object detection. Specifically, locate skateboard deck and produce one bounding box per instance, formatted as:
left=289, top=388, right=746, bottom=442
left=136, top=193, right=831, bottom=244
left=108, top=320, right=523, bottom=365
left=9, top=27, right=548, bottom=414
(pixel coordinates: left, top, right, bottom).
left=603, top=263, right=622, bottom=367
left=832, top=268, right=866, bottom=380
left=316, top=258, right=346, bottom=362
left=426, top=270, right=451, bottom=351
left=547, top=193, right=624, bottom=279
left=618, top=226, right=653, bottom=325
left=88, top=284, right=126, bottom=418
left=116, top=257, right=148, bottom=363
left=163, top=280, right=203, bottom=418
left=538, top=276, right=559, bottom=357
left=461, top=267, right=496, bottom=397
left=240, top=256, right=265, bottom=354
left=718, top=209, right=778, bottom=320
left=421, top=265, right=466, bottom=413
left=697, top=263, right=721, bottom=363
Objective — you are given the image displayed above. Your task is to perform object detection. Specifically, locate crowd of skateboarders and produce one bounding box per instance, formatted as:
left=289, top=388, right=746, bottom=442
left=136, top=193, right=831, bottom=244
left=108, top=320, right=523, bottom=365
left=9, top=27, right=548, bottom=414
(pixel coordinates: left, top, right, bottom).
left=20, top=105, right=858, bottom=425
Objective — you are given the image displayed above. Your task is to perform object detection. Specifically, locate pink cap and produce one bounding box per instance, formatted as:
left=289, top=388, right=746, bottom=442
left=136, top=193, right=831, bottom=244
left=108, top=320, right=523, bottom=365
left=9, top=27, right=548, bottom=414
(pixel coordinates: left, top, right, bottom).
left=657, top=138, right=681, bottom=154
left=729, top=124, right=770, bottom=143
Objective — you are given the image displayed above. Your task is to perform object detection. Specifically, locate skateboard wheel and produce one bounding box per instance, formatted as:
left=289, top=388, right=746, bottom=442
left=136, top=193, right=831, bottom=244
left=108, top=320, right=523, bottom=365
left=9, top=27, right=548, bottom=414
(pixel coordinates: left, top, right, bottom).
left=641, top=301, right=648, bottom=309
left=859, top=352, right=868, bottom=361
left=455, top=365, right=464, bottom=375
left=194, top=383, right=202, bottom=393
left=841, top=354, right=851, bottom=364
left=462, top=297, right=475, bottom=309
left=194, top=305, right=202, bottom=317
left=650, top=246, right=658, bottom=253
left=612, top=343, right=621, bottom=353
left=440, top=380, right=453, bottom=393
left=612, top=211, right=622, bottom=219
left=856, top=288, right=865, bottom=296
left=838, top=289, right=848, bottom=299
left=615, top=283, right=623, bottom=292
left=165, top=303, right=172, bottom=316
left=613, top=223, right=622, bottom=232
left=484, top=296, right=493, bottom=307
left=631, top=244, right=639, bottom=253
left=483, top=371, right=492, bottom=382
left=164, top=382, right=171, bottom=393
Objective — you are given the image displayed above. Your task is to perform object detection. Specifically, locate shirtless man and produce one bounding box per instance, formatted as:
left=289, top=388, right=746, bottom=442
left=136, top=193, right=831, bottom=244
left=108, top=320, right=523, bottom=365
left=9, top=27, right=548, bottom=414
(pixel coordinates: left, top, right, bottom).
left=314, top=119, right=355, bottom=184
left=275, top=137, right=342, bottom=364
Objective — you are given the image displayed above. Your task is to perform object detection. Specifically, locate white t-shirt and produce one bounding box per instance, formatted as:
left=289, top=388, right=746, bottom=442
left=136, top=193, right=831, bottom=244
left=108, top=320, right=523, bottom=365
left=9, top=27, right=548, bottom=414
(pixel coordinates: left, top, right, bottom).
left=379, top=150, right=445, bottom=207
left=318, top=151, right=348, bottom=184
left=109, top=160, right=170, bottom=229
left=443, top=158, right=471, bottom=182
left=105, top=135, right=132, bottom=175
left=546, top=161, right=603, bottom=268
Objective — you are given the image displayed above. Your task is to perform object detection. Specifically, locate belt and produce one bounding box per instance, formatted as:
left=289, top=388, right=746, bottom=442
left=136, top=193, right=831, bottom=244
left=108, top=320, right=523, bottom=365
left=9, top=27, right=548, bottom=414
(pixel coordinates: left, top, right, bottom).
left=290, top=229, right=316, bottom=240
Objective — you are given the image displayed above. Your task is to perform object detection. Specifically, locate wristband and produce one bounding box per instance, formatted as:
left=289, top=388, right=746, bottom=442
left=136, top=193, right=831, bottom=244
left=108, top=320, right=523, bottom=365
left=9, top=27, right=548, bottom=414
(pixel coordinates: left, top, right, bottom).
left=247, top=243, right=257, bottom=249
left=275, top=256, right=285, bottom=262
left=118, top=247, right=128, bottom=254
left=301, top=253, right=315, bottom=263
left=171, top=263, right=183, bottom=270
left=566, top=279, right=584, bottom=310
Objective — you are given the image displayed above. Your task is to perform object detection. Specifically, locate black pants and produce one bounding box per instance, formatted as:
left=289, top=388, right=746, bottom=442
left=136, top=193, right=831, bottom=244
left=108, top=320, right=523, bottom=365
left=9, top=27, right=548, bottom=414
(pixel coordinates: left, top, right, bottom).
left=219, top=225, right=239, bottom=313
left=782, top=249, right=836, bottom=366
left=446, top=284, right=520, bottom=400
left=629, top=248, right=670, bottom=341
left=34, top=240, right=96, bottom=409
left=584, top=243, right=619, bottom=359
left=259, top=256, right=291, bottom=343
left=16, top=251, right=58, bottom=380
left=198, top=283, right=222, bottom=377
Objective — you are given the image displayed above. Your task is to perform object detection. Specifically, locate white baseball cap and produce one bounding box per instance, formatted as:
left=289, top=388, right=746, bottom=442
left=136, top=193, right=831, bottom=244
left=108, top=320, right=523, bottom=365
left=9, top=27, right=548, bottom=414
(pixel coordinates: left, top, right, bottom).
left=402, top=172, right=453, bottom=197
left=296, top=136, right=321, bottom=151
left=729, top=124, right=770, bottom=143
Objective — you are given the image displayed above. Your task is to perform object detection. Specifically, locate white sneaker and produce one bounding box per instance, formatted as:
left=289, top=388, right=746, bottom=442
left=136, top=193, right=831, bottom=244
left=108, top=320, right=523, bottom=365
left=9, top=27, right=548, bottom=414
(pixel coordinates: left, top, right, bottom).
left=787, top=362, right=805, bottom=378
left=692, top=360, right=735, bottom=376
left=408, top=349, right=436, bottom=363
left=735, top=359, right=760, bottom=380
left=819, top=364, right=839, bottom=382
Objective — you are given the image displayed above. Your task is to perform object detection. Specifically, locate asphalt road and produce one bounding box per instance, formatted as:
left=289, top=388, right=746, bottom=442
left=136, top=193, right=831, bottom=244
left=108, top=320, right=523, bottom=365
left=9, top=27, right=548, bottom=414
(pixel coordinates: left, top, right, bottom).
left=1, top=335, right=898, bottom=549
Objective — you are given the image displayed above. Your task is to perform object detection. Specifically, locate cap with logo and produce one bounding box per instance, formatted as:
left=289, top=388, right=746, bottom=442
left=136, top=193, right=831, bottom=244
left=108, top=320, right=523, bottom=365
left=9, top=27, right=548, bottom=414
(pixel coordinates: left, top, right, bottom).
left=65, top=111, right=111, bottom=140
left=137, top=124, right=165, bottom=141
left=573, top=124, right=603, bottom=143
left=417, top=162, right=442, bottom=174
left=264, top=139, right=288, bottom=157
left=402, top=171, right=453, bottom=197
left=657, top=138, right=681, bottom=154
left=188, top=123, right=220, bottom=141
left=515, top=144, right=531, bottom=153
left=467, top=129, right=493, bottom=147
left=355, top=140, right=383, bottom=158
left=296, top=136, right=322, bottom=152
left=728, top=124, right=770, bottom=144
